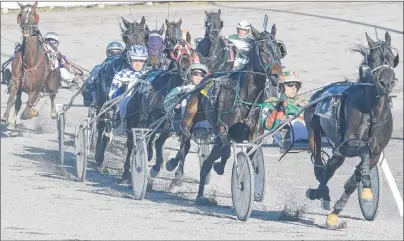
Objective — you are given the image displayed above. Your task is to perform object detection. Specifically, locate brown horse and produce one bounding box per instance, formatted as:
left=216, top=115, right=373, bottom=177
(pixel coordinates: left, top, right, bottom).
left=1, top=1, right=62, bottom=130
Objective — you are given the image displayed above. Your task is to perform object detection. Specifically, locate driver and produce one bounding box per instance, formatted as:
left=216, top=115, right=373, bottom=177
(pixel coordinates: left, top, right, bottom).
left=44, top=32, right=78, bottom=87
left=262, top=70, right=308, bottom=143
left=163, top=63, right=209, bottom=117
left=225, top=20, right=255, bottom=70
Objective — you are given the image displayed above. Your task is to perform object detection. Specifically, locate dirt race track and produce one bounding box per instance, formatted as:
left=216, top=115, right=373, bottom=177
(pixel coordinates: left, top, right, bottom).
left=1, top=2, right=403, bottom=240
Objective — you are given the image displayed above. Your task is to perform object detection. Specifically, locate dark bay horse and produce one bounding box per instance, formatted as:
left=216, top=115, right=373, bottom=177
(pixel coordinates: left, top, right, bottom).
left=174, top=25, right=283, bottom=205
left=94, top=16, right=149, bottom=169
left=166, top=24, right=284, bottom=194
left=196, top=9, right=235, bottom=73
left=304, top=32, right=399, bottom=229
left=121, top=19, right=199, bottom=184
left=1, top=1, right=62, bottom=129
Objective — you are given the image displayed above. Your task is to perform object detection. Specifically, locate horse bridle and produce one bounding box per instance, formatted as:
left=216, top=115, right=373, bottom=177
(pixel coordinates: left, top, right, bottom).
left=362, top=41, right=398, bottom=93
left=17, top=6, right=39, bottom=37
left=255, top=35, right=282, bottom=78
left=205, top=15, right=222, bottom=39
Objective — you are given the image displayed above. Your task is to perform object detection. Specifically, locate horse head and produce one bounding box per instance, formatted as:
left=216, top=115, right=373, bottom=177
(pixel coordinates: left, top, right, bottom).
left=249, top=24, right=283, bottom=83
left=357, top=32, right=400, bottom=95
left=146, top=23, right=166, bottom=67
left=164, top=19, right=183, bottom=51
left=17, top=1, right=39, bottom=37
left=121, top=16, right=148, bottom=48
left=204, top=9, right=223, bottom=40
left=170, top=40, right=200, bottom=79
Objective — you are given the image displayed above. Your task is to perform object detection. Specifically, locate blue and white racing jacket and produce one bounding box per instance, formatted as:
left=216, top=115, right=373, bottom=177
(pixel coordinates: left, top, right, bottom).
left=108, top=68, right=148, bottom=100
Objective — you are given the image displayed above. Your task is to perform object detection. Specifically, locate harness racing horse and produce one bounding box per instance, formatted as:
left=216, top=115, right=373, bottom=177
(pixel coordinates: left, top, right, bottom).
left=165, top=23, right=283, bottom=194
left=196, top=9, right=236, bottom=73
left=121, top=20, right=199, bottom=185
left=304, top=32, right=399, bottom=229
left=1, top=1, right=63, bottom=130
left=173, top=25, right=283, bottom=205
left=94, top=16, right=149, bottom=170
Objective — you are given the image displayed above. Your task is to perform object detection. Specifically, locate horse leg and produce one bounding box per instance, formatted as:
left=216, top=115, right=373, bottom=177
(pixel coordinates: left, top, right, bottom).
left=325, top=164, right=360, bottom=229
left=121, top=127, right=133, bottom=183
left=196, top=136, right=222, bottom=206
left=6, top=88, right=22, bottom=130
left=326, top=152, right=380, bottom=228
left=357, top=145, right=373, bottom=202
left=148, top=132, right=169, bottom=188
left=20, top=91, right=40, bottom=120
left=50, top=93, right=57, bottom=119
left=169, top=138, right=191, bottom=192
left=213, top=142, right=231, bottom=175
left=1, top=80, right=19, bottom=125
left=166, top=137, right=189, bottom=171
left=147, top=134, right=154, bottom=161
left=95, top=120, right=109, bottom=170
left=305, top=114, right=332, bottom=209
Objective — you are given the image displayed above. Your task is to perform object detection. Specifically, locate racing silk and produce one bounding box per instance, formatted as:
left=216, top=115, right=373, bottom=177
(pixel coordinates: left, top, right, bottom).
left=225, top=34, right=254, bottom=70
left=85, top=64, right=102, bottom=92
left=108, top=68, right=148, bottom=100
left=163, top=84, right=196, bottom=114
left=262, top=93, right=309, bottom=131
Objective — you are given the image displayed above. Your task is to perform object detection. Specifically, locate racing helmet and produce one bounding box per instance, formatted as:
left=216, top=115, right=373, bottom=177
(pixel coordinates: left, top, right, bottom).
left=278, top=70, right=302, bottom=92
left=237, top=20, right=251, bottom=31
left=44, top=32, right=60, bottom=46
left=126, top=45, right=148, bottom=64
left=187, top=63, right=208, bottom=82
left=106, top=41, right=125, bottom=57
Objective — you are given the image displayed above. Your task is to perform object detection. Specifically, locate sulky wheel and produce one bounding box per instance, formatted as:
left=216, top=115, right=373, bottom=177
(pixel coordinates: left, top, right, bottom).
left=131, top=132, right=148, bottom=200
left=75, top=120, right=89, bottom=182
left=358, top=163, right=382, bottom=221
left=251, top=147, right=265, bottom=202
left=231, top=151, right=254, bottom=221
left=57, top=112, right=65, bottom=166
left=198, top=142, right=212, bottom=185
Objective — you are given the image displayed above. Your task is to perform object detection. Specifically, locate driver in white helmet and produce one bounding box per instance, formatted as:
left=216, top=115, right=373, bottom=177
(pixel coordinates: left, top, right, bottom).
left=225, top=20, right=255, bottom=70
left=108, top=45, right=150, bottom=129
left=44, top=31, right=79, bottom=87
left=163, top=63, right=209, bottom=120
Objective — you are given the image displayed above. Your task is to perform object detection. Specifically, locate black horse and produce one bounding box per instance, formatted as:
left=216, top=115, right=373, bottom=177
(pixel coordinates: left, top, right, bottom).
left=120, top=19, right=199, bottom=184
left=166, top=23, right=284, bottom=194
left=172, top=25, right=283, bottom=205
left=196, top=9, right=235, bottom=73
left=304, top=31, right=399, bottom=229
left=94, top=16, right=148, bottom=169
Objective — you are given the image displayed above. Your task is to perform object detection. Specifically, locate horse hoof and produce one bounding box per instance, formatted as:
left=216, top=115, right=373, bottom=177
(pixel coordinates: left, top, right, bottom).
left=150, top=166, right=159, bottom=179
left=213, top=162, right=225, bottom=175
left=196, top=196, right=217, bottom=206
left=169, top=182, right=180, bottom=193
left=0, top=118, right=8, bottom=125
left=360, top=188, right=374, bottom=203
left=30, top=108, right=39, bottom=118
left=165, top=158, right=178, bottom=172
left=321, top=199, right=331, bottom=211
left=325, top=213, right=339, bottom=230
left=7, top=122, right=16, bottom=131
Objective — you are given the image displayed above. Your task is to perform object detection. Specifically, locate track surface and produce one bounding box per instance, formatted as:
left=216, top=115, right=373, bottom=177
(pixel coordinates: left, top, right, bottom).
left=1, top=2, right=403, bottom=240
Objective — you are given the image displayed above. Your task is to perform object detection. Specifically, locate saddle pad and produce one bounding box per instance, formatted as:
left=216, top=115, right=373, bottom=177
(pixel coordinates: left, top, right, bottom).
left=314, top=83, right=351, bottom=119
